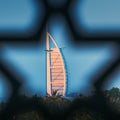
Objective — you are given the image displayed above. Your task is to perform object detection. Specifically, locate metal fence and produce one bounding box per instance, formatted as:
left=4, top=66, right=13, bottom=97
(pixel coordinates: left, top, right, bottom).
left=0, top=0, right=120, bottom=120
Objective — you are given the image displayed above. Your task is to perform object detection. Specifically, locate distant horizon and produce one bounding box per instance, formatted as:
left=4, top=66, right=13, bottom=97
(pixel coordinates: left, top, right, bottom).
left=1, top=86, right=120, bottom=102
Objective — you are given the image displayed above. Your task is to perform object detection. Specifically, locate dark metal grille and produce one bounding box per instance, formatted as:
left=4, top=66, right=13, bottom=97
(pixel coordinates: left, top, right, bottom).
left=0, top=0, right=120, bottom=120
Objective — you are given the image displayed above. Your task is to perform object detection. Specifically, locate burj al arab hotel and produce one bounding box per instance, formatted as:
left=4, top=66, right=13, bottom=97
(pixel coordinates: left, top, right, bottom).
left=46, top=32, right=67, bottom=96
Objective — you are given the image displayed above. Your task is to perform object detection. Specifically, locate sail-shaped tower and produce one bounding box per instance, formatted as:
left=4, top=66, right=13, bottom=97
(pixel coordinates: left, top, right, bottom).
left=46, top=32, right=66, bottom=96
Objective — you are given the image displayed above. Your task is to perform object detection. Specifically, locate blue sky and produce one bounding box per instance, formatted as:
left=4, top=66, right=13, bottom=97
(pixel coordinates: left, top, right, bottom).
left=0, top=0, right=120, bottom=101
left=75, top=0, right=120, bottom=31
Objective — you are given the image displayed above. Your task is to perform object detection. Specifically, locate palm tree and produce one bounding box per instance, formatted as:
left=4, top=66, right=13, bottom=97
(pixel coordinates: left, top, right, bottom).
left=52, top=89, right=62, bottom=97
left=108, top=87, right=120, bottom=105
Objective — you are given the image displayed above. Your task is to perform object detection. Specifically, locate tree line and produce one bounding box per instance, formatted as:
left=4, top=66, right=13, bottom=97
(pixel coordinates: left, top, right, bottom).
left=0, top=87, right=120, bottom=120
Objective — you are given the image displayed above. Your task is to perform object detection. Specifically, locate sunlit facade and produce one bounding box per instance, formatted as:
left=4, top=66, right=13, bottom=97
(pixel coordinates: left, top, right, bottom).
left=46, top=32, right=66, bottom=96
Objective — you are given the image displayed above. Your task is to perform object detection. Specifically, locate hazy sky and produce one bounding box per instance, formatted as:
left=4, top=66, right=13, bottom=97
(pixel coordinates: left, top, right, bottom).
left=0, top=0, right=120, bottom=101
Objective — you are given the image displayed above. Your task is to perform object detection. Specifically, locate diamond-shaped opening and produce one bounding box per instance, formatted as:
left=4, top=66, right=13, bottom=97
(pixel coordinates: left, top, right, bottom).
left=69, top=0, right=120, bottom=35
left=0, top=0, right=44, bottom=37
